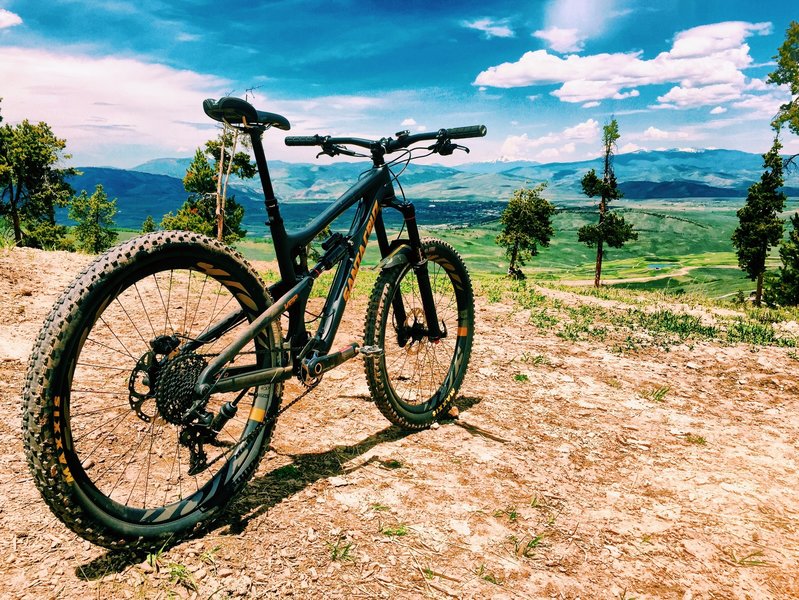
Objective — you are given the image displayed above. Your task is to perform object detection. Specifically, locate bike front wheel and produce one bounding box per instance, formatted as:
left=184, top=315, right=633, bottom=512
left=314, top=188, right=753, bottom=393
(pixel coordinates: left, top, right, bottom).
left=22, top=231, right=283, bottom=549
left=363, top=238, right=474, bottom=429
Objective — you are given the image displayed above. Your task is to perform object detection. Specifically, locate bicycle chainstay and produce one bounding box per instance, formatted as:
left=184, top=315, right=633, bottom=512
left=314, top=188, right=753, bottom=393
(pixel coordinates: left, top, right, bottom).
left=196, top=379, right=318, bottom=473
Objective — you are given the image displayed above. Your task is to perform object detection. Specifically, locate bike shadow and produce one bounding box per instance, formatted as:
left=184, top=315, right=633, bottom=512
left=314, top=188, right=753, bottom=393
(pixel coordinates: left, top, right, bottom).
left=75, top=395, right=483, bottom=580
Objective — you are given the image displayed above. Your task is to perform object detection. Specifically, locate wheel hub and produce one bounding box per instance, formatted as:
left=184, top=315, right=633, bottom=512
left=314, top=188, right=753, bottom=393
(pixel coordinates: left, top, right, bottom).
left=403, top=308, right=428, bottom=354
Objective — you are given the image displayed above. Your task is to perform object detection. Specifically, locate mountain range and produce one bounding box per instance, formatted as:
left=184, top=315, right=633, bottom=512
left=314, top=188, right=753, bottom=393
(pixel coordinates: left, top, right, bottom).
left=66, top=149, right=799, bottom=232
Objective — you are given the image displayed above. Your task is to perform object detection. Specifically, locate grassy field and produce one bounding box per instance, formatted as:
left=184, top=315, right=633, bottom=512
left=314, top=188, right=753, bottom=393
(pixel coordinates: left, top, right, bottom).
left=116, top=197, right=799, bottom=299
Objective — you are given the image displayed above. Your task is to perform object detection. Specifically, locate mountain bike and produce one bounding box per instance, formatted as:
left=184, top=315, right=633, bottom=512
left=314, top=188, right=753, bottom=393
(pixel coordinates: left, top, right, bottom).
left=22, top=96, right=486, bottom=549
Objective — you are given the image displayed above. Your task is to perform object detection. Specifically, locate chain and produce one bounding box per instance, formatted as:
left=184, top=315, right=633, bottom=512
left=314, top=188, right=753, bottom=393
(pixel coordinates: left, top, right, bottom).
left=196, top=379, right=317, bottom=473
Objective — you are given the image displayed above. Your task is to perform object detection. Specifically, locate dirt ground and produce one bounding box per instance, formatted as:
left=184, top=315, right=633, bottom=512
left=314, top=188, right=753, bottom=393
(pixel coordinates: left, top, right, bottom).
left=1, top=246, right=798, bottom=599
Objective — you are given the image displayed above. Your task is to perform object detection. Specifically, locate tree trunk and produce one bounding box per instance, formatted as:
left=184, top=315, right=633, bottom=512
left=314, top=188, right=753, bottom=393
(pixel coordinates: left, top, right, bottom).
left=219, top=129, right=239, bottom=242
left=594, top=194, right=607, bottom=288
left=755, top=271, right=763, bottom=306
left=593, top=240, right=603, bottom=288
left=215, top=131, right=226, bottom=241
left=509, top=241, right=519, bottom=272
left=10, top=182, right=22, bottom=243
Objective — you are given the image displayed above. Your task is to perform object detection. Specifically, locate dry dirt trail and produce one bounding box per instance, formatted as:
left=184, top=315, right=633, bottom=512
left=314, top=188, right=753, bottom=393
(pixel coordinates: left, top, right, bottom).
left=0, top=246, right=797, bottom=599
left=558, top=264, right=740, bottom=287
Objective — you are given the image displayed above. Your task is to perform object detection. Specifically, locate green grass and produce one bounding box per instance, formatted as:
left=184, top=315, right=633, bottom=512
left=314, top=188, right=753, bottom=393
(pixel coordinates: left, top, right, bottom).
left=685, top=433, right=707, bottom=445
left=327, top=537, right=354, bottom=562
left=107, top=197, right=798, bottom=301
left=643, top=386, right=670, bottom=402
left=482, top=276, right=799, bottom=350
left=381, top=523, right=408, bottom=537
left=474, top=564, right=504, bottom=585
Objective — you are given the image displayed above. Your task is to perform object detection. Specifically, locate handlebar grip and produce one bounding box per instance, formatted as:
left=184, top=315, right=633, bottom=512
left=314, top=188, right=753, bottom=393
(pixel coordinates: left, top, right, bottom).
left=444, top=125, right=487, bottom=139
left=285, top=135, right=321, bottom=146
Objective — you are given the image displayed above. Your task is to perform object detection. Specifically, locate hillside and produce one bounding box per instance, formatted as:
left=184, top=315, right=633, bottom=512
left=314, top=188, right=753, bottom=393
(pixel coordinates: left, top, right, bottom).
left=1, top=246, right=798, bottom=598
left=64, top=149, right=799, bottom=233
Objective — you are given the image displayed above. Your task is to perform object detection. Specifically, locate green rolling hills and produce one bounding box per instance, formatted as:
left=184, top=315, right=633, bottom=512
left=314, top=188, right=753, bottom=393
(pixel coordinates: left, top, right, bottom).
left=63, top=148, right=799, bottom=296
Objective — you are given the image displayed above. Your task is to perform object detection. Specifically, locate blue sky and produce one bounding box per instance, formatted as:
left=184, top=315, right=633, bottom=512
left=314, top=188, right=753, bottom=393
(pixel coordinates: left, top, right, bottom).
left=0, top=1, right=796, bottom=167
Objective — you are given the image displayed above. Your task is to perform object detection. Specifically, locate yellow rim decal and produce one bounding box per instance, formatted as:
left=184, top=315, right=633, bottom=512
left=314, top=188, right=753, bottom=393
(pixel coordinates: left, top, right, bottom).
left=248, top=407, right=265, bottom=423
left=196, top=262, right=230, bottom=277
left=222, top=279, right=249, bottom=293
left=236, top=293, right=257, bottom=311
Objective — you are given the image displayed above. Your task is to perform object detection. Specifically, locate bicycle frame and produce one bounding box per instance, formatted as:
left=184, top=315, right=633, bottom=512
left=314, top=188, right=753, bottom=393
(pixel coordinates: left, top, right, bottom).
left=191, top=125, right=440, bottom=402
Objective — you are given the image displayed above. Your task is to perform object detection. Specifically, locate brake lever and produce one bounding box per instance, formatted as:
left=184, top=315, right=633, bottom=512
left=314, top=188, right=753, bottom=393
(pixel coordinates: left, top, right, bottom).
left=316, top=143, right=364, bottom=159
left=428, top=140, right=470, bottom=156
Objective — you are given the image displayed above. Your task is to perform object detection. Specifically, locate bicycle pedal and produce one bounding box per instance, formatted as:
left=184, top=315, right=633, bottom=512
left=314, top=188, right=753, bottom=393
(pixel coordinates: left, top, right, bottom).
left=359, top=345, right=383, bottom=357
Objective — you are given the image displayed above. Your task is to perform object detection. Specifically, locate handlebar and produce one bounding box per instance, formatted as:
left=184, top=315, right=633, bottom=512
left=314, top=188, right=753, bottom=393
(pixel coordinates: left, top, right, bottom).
left=284, top=135, right=323, bottom=146
left=284, top=125, right=487, bottom=156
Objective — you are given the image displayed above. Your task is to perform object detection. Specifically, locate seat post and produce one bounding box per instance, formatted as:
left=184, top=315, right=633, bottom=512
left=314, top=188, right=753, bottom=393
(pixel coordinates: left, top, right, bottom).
left=248, top=127, right=294, bottom=281
left=249, top=128, right=277, bottom=209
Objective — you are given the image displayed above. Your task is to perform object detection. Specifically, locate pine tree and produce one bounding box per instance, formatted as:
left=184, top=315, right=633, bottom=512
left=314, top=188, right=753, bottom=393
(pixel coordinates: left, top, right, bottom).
left=141, top=215, right=156, bottom=233
left=495, top=183, right=555, bottom=279
left=731, top=137, right=786, bottom=306
left=0, top=112, right=76, bottom=247
left=768, top=21, right=799, bottom=142
left=577, top=119, right=636, bottom=287
left=161, top=131, right=254, bottom=244
left=69, top=184, right=118, bottom=253
left=767, top=213, right=799, bottom=305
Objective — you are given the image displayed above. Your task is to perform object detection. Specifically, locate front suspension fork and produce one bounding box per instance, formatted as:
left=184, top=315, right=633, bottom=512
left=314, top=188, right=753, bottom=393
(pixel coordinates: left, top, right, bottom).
left=380, top=201, right=444, bottom=341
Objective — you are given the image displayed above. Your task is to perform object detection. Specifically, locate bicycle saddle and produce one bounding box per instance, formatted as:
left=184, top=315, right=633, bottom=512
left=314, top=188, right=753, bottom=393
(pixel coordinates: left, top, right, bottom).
left=203, top=97, right=291, bottom=131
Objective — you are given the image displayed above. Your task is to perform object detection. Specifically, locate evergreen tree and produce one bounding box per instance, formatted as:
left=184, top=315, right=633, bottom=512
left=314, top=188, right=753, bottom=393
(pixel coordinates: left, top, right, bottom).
left=0, top=110, right=76, bottom=246
left=141, top=215, right=156, bottom=233
left=495, top=183, right=555, bottom=279
left=161, top=131, right=254, bottom=243
left=766, top=213, right=799, bottom=305
left=731, top=137, right=786, bottom=306
left=577, top=119, right=637, bottom=287
left=69, top=184, right=118, bottom=253
left=768, top=21, right=799, bottom=142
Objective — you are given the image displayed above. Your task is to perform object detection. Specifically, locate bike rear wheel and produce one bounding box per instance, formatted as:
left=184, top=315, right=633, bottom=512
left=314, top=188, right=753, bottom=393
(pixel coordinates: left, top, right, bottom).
left=363, top=238, right=474, bottom=429
left=22, top=232, right=283, bottom=549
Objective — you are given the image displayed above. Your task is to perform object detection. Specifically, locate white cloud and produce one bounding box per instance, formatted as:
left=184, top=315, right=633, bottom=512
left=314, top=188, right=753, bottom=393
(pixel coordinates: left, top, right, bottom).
left=731, top=92, right=785, bottom=118
left=669, top=21, right=771, bottom=58
left=533, top=27, right=582, bottom=53
left=400, top=118, right=427, bottom=132
left=582, top=101, right=600, bottom=108
left=636, top=126, right=694, bottom=144
left=0, top=8, right=22, bottom=28
left=543, top=0, right=622, bottom=46
left=0, top=46, right=228, bottom=165
left=710, top=106, right=727, bottom=115
left=745, top=78, right=769, bottom=91
left=176, top=32, right=201, bottom=42
left=619, top=142, right=642, bottom=154
left=563, top=118, right=599, bottom=140
left=613, top=89, right=639, bottom=100
left=641, top=126, right=695, bottom=141
left=499, top=118, right=598, bottom=161
left=527, top=94, right=541, bottom=101
left=657, top=83, right=742, bottom=108
left=462, top=18, right=514, bottom=39
left=534, top=143, right=575, bottom=162
left=642, top=127, right=671, bottom=140
left=475, top=21, right=776, bottom=111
